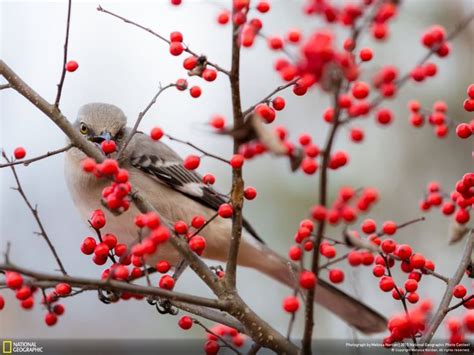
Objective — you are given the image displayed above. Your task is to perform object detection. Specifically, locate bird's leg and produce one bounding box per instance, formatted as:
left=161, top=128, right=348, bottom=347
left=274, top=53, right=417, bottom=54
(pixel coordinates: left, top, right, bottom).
left=147, top=259, right=189, bottom=315
left=97, top=287, right=121, bottom=304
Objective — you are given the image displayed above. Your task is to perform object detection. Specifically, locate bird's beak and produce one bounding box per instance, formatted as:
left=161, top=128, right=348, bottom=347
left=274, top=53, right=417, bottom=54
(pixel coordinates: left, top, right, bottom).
left=90, top=131, right=112, bottom=144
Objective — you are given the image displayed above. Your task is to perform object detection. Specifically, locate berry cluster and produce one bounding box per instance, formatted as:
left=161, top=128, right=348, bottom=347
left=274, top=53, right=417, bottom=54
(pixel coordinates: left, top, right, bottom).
left=81, top=158, right=131, bottom=211
left=2, top=272, right=67, bottom=326
left=419, top=180, right=472, bottom=224
left=407, top=100, right=453, bottom=138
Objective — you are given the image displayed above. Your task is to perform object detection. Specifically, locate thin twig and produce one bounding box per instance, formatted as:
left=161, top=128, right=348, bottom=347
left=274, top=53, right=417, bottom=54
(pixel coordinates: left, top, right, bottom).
left=0, top=84, right=11, bottom=90
left=2, top=152, right=68, bottom=275
left=193, top=319, right=242, bottom=355
left=0, top=145, right=73, bottom=169
left=54, top=0, right=72, bottom=107
left=166, top=134, right=230, bottom=164
left=117, top=83, right=175, bottom=159
left=242, top=78, right=299, bottom=117
left=97, top=5, right=230, bottom=75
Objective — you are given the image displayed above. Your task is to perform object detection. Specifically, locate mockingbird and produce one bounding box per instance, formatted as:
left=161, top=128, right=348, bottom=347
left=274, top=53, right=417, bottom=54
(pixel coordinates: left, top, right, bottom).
left=64, top=103, right=386, bottom=333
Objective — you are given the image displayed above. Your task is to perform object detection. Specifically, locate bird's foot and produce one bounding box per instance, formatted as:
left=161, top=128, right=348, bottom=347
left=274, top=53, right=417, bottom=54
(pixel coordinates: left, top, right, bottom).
left=147, top=297, right=179, bottom=315
left=97, top=288, right=121, bottom=304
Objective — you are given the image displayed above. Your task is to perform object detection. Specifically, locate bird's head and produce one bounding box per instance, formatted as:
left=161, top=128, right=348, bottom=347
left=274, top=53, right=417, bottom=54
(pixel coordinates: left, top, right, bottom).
left=73, top=103, right=128, bottom=147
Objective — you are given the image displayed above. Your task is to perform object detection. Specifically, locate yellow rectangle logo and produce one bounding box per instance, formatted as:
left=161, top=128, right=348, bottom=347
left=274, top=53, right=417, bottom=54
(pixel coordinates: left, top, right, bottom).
left=2, top=340, right=12, bottom=354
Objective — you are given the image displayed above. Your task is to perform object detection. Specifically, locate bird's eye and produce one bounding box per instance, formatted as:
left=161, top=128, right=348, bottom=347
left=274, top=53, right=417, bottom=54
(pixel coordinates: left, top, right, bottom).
left=79, top=123, right=88, bottom=135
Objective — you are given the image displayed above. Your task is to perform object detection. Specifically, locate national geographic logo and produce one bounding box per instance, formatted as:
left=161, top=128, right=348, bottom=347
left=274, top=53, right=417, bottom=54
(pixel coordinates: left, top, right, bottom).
left=2, top=341, right=43, bottom=353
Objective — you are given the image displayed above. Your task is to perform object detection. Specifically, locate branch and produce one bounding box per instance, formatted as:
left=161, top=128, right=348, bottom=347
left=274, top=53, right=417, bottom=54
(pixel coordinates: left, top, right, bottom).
left=242, top=78, right=299, bottom=117
left=0, top=144, right=73, bottom=169
left=2, top=152, right=68, bottom=275
left=0, top=58, right=297, bottom=355
left=224, top=8, right=245, bottom=291
left=302, top=76, right=343, bottom=354
left=96, top=5, right=230, bottom=76
left=0, top=83, right=11, bottom=90
left=54, top=0, right=72, bottom=107
left=166, top=134, right=230, bottom=164
left=0, top=261, right=226, bottom=310
left=117, top=83, right=175, bottom=159
left=419, top=232, right=474, bottom=346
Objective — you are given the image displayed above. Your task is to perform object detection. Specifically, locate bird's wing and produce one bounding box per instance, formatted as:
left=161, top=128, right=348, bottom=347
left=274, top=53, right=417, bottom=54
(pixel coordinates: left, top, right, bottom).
left=124, top=132, right=263, bottom=242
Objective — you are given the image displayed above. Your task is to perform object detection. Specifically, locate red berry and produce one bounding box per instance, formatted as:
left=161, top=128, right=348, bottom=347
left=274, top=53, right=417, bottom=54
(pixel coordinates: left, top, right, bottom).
left=45, top=312, right=58, bottom=326
left=268, top=36, right=284, bottom=50
left=189, top=235, right=206, bottom=254
left=94, top=243, right=109, bottom=258
left=55, top=283, right=72, bottom=296
left=15, top=286, right=31, bottom=301
left=169, top=42, right=184, bottom=56
left=376, top=108, right=393, bottom=125
left=0, top=295, right=4, bottom=310
left=81, top=236, right=97, bottom=255
left=53, top=304, right=65, bottom=315
left=410, top=253, right=426, bottom=269
left=151, top=127, right=164, bottom=140
left=288, top=245, right=302, bottom=261
left=255, top=104, right=276, bottom=123
left=361, top=219, right=377, bottom=234
left=456, top=123, right=472, bottom=139
left=350, top=127, right=364, bottom=142
left=156, top=260, right=171, bottom=273
left=178, top=316, right=193, bottom=329
left=81, top=158, right=96, bottom=172
left=299, top=271, right=317, bottom=289
left=189, top=86, right=202, bottom=98
left=372, top=265, right=385, bottom=277
left=65, top=60, right=79, bottom=72
left=244, top=186, right=257, bottom=200
left=159, top=275, right=175, bottom=290
left=204, top=340, right=220, bottom=355
left=218, top=203, right=233, bottom=218
left=396, top=244, right=413, bottom=259
left=286, top=29, right=301, bottom=43
left=352, top=81, right=370, bottom=99
left=329, top=269, right=344, bottom=283
left=464, top=99, right=474, bottom=112
left=183, top=56, right=198, bottom=70
left=453, top=284, right=467, bottom=298
left=359, top=48, right=373, bottom=61
left=382, top=221, right=397, bottom=235
left=282, top=295, right=299, bottom=312
left=348, top=251, right=363, bottom=266
left=468, top=84, right=474, bottom=99
left=170, top=31, right=183, bottom=42
left=256, top=1, right=270, bottom=13
left=202, top=69, right=217, bottom=82
left=379, top=276, right=395, bottom=292
left=301, top=158, right=318, bottom=175
left=191, top=215, right=205, bottom=229
left=217, top=11, right=230, bottom=25
left=183, top=155, right=200, bottom=170
left=272, top=96, right=286, bottom=111
left=176, top=78, right=188, bottom=91
left=14, top=147, right=26, bottom=159
left=210, top=115, right=225, bottom=130
left=404, top=279, right=418, bottom=292
left=174, top=221, right=188, bottom=234
left=230, top=154, right=244, bottom=168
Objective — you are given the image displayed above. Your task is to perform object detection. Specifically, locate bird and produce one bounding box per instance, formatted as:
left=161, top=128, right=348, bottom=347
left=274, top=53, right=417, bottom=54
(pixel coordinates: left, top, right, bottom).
left=64, top=102, right=386, bottom=334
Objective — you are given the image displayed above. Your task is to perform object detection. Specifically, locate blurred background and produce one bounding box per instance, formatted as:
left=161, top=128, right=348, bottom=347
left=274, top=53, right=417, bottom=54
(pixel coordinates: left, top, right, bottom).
left=0, top=0, right=473, bottom=348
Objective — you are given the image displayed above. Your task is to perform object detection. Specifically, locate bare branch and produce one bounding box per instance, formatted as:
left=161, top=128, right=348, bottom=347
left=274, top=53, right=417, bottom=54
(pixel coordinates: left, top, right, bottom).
left=117, top=83, right=175, bottom=159
left=54, top=0, right=72, bottom=107
left=0, top=144, right=73, bottom=169
left=2, top=152, right=68, bottom=275
left=96, top=5, right=230, bottom=76
left=166, top=134, right=230, bottom=164
left=419, top=232, right=474, bottom=346
left=0, top=83, right=11, bottom=90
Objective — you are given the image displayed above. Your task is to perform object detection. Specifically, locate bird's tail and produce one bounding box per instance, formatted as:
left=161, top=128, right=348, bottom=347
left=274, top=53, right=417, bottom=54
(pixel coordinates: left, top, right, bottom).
left=250, top=244, right=387, bottom=334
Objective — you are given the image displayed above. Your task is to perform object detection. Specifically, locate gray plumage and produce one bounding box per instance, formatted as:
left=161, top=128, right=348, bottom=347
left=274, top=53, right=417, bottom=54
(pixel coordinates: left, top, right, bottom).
left=65, top=103, right=386, bottom=334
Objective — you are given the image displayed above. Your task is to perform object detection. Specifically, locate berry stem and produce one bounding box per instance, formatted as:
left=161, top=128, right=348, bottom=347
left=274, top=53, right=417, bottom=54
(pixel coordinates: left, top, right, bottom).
left=0, top=144, right=73, bottom=169
left=54, top=0, right=72, bottom=108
